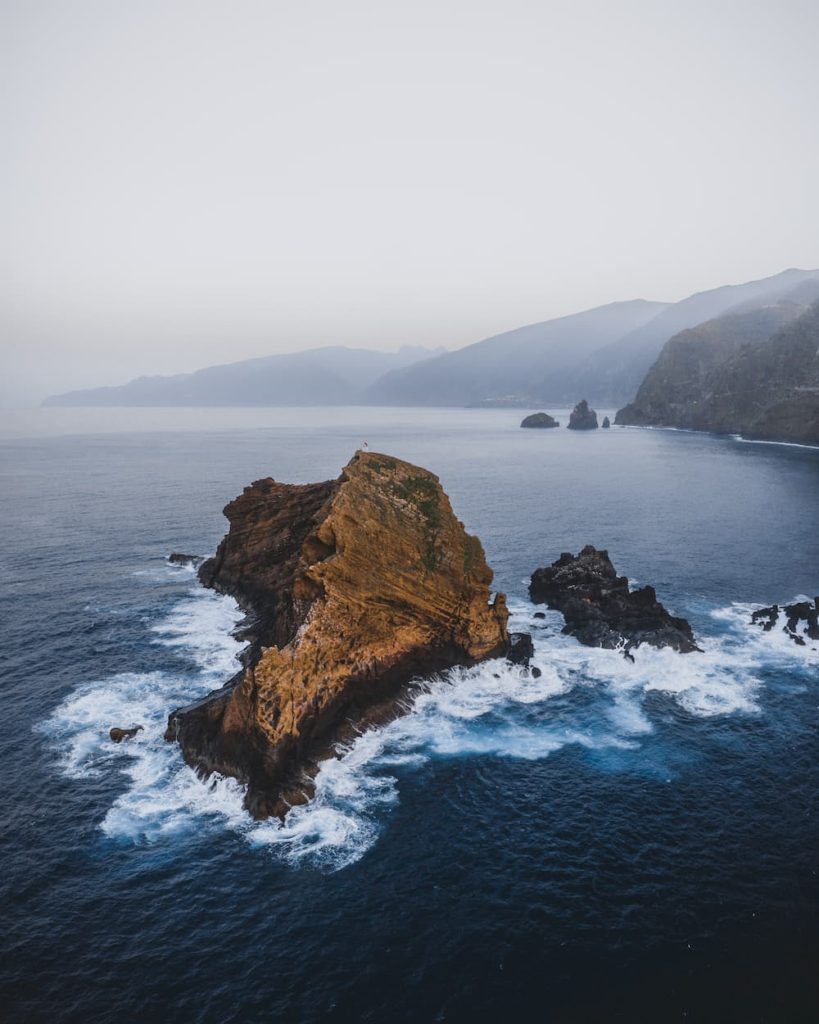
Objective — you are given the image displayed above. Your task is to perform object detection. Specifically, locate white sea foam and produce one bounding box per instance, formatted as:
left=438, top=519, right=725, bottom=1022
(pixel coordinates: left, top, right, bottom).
left=41, top=577, right=817, bottom=870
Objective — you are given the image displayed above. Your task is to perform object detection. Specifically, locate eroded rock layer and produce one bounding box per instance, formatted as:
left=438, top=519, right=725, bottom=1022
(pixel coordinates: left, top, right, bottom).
left=166, top=452, right=508, bottom=818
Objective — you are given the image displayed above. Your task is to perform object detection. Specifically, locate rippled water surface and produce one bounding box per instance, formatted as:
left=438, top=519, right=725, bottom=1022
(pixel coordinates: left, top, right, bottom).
left=1, top=407, right=817, bottom=1022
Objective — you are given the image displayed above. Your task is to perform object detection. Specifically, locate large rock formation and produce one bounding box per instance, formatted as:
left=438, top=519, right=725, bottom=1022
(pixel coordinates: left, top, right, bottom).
left=567, top=400, right=599, bottom=430
left=166, top=452, right=509, bottom=819
left=529, top=545, right=699, bottom=653
left=521, top=412, right=559, bottom=428
left=615, top=294, right=819, bottom=445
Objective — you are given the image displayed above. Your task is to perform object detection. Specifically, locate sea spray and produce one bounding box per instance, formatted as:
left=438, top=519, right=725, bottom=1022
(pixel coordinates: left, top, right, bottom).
left=41, top=572, right=817, bottom=870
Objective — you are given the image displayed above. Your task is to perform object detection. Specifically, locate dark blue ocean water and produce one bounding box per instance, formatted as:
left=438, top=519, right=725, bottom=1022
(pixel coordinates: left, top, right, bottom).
left=1, top=407, right=817, bottom=1023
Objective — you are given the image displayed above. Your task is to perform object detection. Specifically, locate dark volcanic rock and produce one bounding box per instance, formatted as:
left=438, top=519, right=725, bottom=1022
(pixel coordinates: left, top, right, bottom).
left=752, top=599, right=819, bottom=645
left=168, top=553, right=204, bottom=567
left=567, top=400, right=599, bottom=430
left=529, top=545, right=699, bottom=653
left=521, top=412, right=559, bottom=429
left=507, top=632, right=534, bottom=665
left=166, top=452, right=509, bottom=820
left=109, top=725, right=143, bottom=743
left=602, top=416, right=611, bottom=428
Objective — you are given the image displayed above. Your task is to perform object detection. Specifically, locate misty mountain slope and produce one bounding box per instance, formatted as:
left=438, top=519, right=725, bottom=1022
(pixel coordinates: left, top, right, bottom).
left=365, top=269, right=819, bottom=408
left=43, top=345, right=443, bottom=407
left=365, top=300, right=668, bottom=407
left=551, top=268, right=819, bottom=406
left=616, top=297, right=819, bottom=445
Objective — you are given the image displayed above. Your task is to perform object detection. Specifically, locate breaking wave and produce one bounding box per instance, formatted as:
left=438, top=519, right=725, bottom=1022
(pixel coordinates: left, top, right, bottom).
left=40, top=569, right=817, bottom=871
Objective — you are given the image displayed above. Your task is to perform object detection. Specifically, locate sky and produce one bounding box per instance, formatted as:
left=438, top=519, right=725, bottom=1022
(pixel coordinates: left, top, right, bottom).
left=2, top=0, right=819, bottom=407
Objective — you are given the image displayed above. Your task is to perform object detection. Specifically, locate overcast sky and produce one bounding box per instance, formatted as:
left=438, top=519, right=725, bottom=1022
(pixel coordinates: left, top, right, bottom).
left=3, top=0, right=818, bottom=406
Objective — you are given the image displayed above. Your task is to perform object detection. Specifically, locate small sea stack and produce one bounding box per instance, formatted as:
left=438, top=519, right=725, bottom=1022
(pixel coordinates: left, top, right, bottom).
left=567, top=400, right=599, bottom=430
left=529, top=545, right=699, bottom=653
left=521, top=412, right=559, bottom=429
left=166, top=452, right=509, bottom=819
left=602, top=416, right=611, bottom=428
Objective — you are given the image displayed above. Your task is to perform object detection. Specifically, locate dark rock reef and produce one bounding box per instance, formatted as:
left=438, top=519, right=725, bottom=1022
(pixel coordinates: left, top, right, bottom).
left=168, top=552, right=204, bottom=567
left=567, top=400, right=599, bottom=430
left=751, top=600, right=819, bottom=646
left=529, top=545, right=699, bottom=653
left=521, top=412, right=559, bottom=429
left=110, top=725, right=143, bottom=743
left=166, top=452, right=509, bottom=819
left=507, top=632, right=535, bottom=665
left=616, top=294, right=819, bottom=445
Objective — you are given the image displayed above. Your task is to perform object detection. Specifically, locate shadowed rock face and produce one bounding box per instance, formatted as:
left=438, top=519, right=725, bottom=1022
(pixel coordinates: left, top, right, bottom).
left=615, top=299, right=819, bottom=445
left=521, top=412, right=559, bottom=428
left=567, top=400, right=599, bottom=430
left=529, top=545, right=699, bottom=653
left=166, top=452, right=509, bottom=819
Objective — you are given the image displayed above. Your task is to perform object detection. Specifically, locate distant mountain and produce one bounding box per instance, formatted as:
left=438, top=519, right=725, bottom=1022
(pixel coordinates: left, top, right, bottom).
left=366, top=300, right=669, bottom=407
left=43, top=345, right=444, bottom=407
left=566, top=267, right=819, bottom=405
left=44, top=269, right=819, bottom=412
left=366, top=269, right=819, bottom=408
left=616, top=290, right=819, bottom=445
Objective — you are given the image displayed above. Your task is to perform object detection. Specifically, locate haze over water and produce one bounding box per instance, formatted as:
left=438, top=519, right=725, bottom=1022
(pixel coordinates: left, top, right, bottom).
left=2, top=407, right=817, bottom=1020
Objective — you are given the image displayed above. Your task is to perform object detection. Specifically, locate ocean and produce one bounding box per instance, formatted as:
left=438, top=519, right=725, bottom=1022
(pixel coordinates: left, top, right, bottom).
left=1, top=406, right=817, bottom=1022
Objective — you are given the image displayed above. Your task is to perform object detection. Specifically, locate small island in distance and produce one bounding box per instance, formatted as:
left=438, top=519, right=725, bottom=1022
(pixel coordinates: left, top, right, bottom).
left=521, top=412, right=559, bottom=428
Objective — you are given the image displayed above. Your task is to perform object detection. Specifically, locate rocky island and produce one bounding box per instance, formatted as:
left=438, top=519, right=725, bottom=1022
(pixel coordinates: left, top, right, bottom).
left=521, top=412, right=559, bottom=428
left=529, top=545, right=699, bottom=653
left=166, top=452, right=509, bottom=819
left=567, top=400, right=599, bottom=430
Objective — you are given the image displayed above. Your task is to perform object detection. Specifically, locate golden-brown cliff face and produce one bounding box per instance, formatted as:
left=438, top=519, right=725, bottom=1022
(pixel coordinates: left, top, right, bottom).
left=167, top=451, right=508, bottom=818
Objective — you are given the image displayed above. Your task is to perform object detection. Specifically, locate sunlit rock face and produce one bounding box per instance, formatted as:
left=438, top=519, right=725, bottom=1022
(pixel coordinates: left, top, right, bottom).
left=166, top=451, right=508, bottom=819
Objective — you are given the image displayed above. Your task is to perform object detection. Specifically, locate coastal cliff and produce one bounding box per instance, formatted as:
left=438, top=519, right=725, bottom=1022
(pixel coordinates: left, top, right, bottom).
left=615, top=298, right=819, bottom=445
left=166, top=452, right=508, bottom=818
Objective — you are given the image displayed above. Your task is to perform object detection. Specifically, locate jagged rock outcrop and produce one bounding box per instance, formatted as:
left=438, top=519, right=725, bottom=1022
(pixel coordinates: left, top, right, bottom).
left=529, top=545, right=699, bottom=652
left=166, top=452, right=509, bottom=819
left=507, top=632, right=535, bottom=665
left=168, top=553, right=204, bottom=567
left=567, top=400, right=599, bottom=430
left=615, top=296, right=819, bottom=445
left=602, top=416, right=611, bottom=428
left=521, top=412, right=559, bottom=429
left=751, top=600, right=819, bottom=646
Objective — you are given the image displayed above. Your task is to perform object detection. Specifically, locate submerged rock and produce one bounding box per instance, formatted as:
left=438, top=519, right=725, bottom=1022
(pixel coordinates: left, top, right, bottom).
left=751, top=599, right=819, bottom=645
left=109, top=725, right=143, bottom=743
left=521, top=412, right=559, bottom=429
left=567, top=400, right=599, bottom=430
left=168, top=553, right=204, bottom=567
left=166, top=452, right=509, bottom=819
left=529, top=545, right=699, bottom=653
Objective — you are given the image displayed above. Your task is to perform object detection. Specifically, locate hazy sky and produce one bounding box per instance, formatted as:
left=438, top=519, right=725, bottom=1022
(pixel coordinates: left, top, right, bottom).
left=3, top=0, right=818, bottom=406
